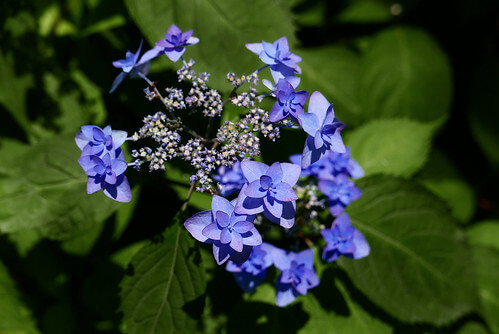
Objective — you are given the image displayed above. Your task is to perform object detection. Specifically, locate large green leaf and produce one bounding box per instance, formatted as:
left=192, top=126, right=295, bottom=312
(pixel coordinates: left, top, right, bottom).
left=344, top=119, right=434, bottom=177
left=416, top=150, right=475, bottom=222
left=299, top=46, right=362, bottom=126
left=339, top=175, right=479, bottom=325
left=0, top=260, right=40, bottom=334
left=300, top=270, right=391, bottom=334
left=124, top=0, right=296, bottom=90
left=120, top=213, right=206, bottom=334
left=0, top=136, right=121, bottom=239
left=359, top=27, right=452, bottom=125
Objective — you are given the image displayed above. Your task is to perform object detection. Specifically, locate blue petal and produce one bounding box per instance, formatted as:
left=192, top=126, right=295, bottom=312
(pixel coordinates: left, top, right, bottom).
left=211, top=195, right=234, bottom=219
left=245, top=43, right=264, bottom=55
left=308, top=91, right=330, bottom=126
left=103, top=174, right=132, bottom=202
left=273, top=183, right=298, bottom=201
left=352, top=230, right=370, bottom=259
left=298, top=113, right=319, bottom=136
left=87, top=177, right=102, bottom=194
left=275, top=281, right=298, bottom=307
left=213, top=241, right=231, bottom=265
left=109, top=71, right=128, bottom=93
left=234, top=184, right=264, bottom=215
left=202, top=222, right=222, bottom=241
left=220, top=229, right=232, bottom=244
left=241, top=227, right=262, bottom=246
left=241, top=160, right=268, bottom=182
left=244, top=180, right=267, bottom=198
left=230, top=232, right=243, bottom=252
left=184, top=210, right=212, bottom=242
left=263, top=196, right=283, bottom=219
left=280, top=162, right=301, bottom=186
left=266, top=162, right=283, bottom=184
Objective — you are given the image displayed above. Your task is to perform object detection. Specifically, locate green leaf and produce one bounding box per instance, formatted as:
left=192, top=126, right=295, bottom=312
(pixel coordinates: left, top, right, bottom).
left=0, top=260, right=40, bottom=334
left=469, top=246, right=499, bottom=334
left=120, top=213, right=206, bottom=334
left=299, top=46, right=362, bottom=126
left=457, top=321, right=490, bottom=334
left=336, top=0, right=393, bottom=23
left=468, top=57, right=499, bottom=167
left=300, top=270, right=392, bottom=334
left=124, top=0, right=296, bottom=90
left=0, top=50, right=34, bottom=135
left=467, top=220, right=499, bottom=251
left=359, top=27, right=452, bottom=126
left=339, top=175, right=479, bottom=325
left=344, top=119, right=434, bottom=177
left=416, top=150, right=475, bottom=222
left=0, top=136, right=121, bottom=239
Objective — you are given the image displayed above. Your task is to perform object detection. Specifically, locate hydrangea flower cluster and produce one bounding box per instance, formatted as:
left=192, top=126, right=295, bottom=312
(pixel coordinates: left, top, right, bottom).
left=76, top=25, right=370, bottom=307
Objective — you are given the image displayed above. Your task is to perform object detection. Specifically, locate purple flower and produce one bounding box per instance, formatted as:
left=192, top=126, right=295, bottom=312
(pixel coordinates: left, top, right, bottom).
left=246, top=37, right=302, bottom=82
left=110, top=41, right=151, bottom=93
left=269, top=78, right=309, bottom=124
left=141, top=24, right=199, bottom=63
left=75, top=125, right=127, bottom=157
left=184, top=195, right=262, bottom=265
left=212, top=161, right=246, bottom=197
left=234, top=161, right=301, bottom=228
left=270, top=247, right=319, bottom=307
left=298, top=91, right=346, bottom=169
left=78, top=149, right=132, bottom=202
left=226, top=242, right=274, bottom=292
left=321, top=213, right=370, bottom=262
left=318, top=174, right=361, bottom=216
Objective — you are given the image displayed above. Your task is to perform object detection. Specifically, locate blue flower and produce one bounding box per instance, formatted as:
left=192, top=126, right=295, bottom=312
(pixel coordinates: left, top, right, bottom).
left=212, top=161, right=246, bottom=197
left=141, top=24, right=199, bottom=63
left=321, top=213, right=370, bottom=262
left=246, top=37, right=302, bottom=82
left=109, top=40, right=151, bottom=93
left=270, top=247, right=319, bottom=307
left=78, top=148, right=132, bottom=202
left=290, top=147, right=364, bottom=181
left=269, top=78, right=309, bottom=123
left=234, top=161, right=301, bottom=228
left=75, top=125, right=127, bottom=157
left=299, top=91, right=346, bottom=169
left=226, top=242, right=274, bottom=292
left=318, top=174, right=362, bottom=216
left=184, top=195, right=262, bottom=265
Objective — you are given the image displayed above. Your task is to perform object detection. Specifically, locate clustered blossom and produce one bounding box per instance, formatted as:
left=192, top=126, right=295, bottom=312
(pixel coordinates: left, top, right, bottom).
left=78, top=26, right=370, bottom=308
left=76, top=125, right=132, bottom=202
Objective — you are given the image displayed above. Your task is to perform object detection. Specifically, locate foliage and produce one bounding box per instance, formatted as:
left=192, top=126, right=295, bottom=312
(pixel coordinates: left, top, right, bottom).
left=0, top=0, right=498, bottom=333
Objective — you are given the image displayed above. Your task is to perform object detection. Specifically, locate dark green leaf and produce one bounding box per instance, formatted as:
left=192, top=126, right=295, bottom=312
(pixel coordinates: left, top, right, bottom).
left=469, top=246, right=499, bottom=334
left=120, top=213, right=206, bottom=333
left=339, top=175, right=479, bottom=324
left=0, top=136, right=121, bottom=239
left=416, top=150, right=475, bottom=222
left=468, top=57, right=499, bottom=167
left=336, top=0, right=393, bottom=23
left=468, top=221, right=499, bottom=251
left=359, top=27, right=452, bottom=126
left=345, top=119, right=434, bottom=177
left=300, top=272, right=391, bottom=333
left=299, top=46, right=362, bottom=126
left=124, top=0, right=296, bottom=90
left=0, top=260, right=40, bottom=333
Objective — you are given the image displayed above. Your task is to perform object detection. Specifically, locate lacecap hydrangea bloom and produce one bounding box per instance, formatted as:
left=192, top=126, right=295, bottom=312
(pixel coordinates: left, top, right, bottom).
left=184, top=195, right=262, bottom=264
left=321, top=213, right=370, bottom=262
left=77, top=27, right=370, bottom=308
